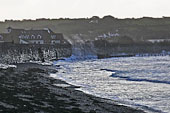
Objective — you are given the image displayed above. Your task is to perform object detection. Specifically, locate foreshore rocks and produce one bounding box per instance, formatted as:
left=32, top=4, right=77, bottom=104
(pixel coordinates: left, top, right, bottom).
left=0, top=63, right=145, bottom=113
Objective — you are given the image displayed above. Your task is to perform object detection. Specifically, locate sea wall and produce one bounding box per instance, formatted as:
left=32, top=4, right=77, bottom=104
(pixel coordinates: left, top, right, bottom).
left=0, top=43, right=72, bottom=64
left=94, top=42, right=170, bottom=58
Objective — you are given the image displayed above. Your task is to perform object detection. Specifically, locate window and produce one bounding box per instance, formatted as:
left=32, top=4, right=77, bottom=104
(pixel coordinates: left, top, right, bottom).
left=31, top=35, right=35, bottom=39
left=52, top=41, right=55, bottom=44
left=37, top=35, right=42, bottom=39
left=51, top=35, right=56, bottom=39
left=24, top=35, right=27, bottom=39
left=51, top=40, right=60, bottom=44
left=19, top=35, right=24, bottom=39
left=25, top=35, right=27, bottom=39
left=0, top=35, right=3, bottom=40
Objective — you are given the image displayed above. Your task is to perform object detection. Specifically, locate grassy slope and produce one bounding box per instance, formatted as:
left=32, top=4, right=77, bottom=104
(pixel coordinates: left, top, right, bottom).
left=1, top=17, right=170, bottom=41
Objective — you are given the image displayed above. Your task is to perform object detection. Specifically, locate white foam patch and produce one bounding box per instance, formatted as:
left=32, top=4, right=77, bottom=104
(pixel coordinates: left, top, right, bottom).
left=0, top=64, right=17, bottom=69
left=53, top=84, right=71, bottom=88
left=29, top=60, right=53, bottom=66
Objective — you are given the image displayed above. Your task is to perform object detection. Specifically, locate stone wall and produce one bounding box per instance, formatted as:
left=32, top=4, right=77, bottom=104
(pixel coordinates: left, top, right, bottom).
left=94, top=43, right=170, bottom=57
left=0, top=43, right=72, bottom=64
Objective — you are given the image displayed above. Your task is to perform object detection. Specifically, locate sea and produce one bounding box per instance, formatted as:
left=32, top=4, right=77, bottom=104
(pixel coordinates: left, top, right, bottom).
left=51, top=56, right=170, bottom=113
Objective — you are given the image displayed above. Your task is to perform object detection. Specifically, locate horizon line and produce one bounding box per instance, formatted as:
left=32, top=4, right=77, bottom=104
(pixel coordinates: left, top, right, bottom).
left=1, top=15, right=170, bottom=22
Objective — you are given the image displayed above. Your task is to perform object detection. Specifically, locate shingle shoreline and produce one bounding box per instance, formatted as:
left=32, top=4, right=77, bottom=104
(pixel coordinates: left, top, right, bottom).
left=0, top=63, right=145, bottom=113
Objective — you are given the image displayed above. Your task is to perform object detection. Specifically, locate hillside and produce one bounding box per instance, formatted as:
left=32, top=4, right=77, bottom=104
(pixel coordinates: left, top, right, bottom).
left=1, top=16, right=170, bottom=42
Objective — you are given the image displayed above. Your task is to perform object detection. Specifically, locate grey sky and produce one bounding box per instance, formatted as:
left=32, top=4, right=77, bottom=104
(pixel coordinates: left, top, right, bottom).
left=0, top=0, right=170, bottom=21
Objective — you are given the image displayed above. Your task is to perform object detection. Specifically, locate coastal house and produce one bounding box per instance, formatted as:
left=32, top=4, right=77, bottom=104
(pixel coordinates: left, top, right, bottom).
left=0, top=27, right=68, bottom=45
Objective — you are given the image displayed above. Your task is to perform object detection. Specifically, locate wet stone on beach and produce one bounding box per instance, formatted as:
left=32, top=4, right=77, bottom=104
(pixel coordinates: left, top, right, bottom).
left=0, top=63, right=145, bottom=113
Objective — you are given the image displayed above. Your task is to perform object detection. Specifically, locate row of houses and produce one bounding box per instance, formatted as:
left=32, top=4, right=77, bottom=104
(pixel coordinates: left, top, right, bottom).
left=0, top=27, right=69, bottom=45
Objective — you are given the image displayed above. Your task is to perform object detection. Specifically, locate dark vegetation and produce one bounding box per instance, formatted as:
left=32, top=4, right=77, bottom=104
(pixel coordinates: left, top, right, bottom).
left=1, top=16, right=170, bottom=41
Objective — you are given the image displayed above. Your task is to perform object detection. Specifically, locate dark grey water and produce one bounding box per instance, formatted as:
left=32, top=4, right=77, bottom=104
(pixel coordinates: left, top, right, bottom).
left=51, top=56, right=170, bottom=113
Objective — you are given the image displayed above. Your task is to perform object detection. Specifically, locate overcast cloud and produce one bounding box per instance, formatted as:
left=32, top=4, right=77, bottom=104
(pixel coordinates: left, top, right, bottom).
left=0, top=0, right=170, bottom=21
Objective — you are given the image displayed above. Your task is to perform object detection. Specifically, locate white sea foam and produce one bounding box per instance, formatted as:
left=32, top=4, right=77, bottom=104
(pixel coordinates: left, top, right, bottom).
left=29, top=60, right=53, bottom=66
left=53, top=84, right=71, bottom=88
left=52, top=56, right=170, bottom=113
left=0, top=64, right=17, bottom=69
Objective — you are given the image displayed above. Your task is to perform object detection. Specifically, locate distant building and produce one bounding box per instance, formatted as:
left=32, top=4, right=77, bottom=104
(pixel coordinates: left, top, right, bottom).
left=0, top=27, right=68, bottom=45
left=147, top=39, right=170, bottom=43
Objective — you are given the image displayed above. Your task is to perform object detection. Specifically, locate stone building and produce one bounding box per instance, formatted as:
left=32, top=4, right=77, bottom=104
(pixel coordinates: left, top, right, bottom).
left=0, top=27, right=68, bottom=45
